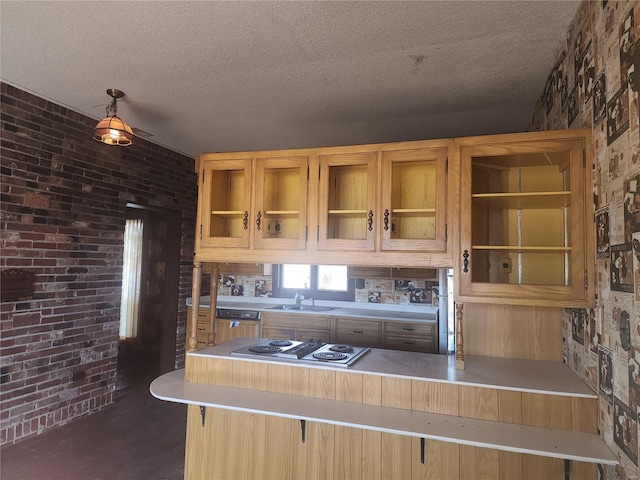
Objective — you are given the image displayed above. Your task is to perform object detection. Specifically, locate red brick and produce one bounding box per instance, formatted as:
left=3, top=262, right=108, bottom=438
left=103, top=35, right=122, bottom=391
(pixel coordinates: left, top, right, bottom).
left=1, top=84, right=195, bottom=446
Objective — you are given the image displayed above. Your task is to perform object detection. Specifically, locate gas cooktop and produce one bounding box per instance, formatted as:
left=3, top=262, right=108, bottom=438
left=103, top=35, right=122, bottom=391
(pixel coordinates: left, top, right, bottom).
left=230, top=339, right=370, bottom=368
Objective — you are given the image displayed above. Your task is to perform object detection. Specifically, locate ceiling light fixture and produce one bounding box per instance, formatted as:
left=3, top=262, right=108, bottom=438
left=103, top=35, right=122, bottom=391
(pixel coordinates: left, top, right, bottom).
left=93, top=89, right=134, bottom=146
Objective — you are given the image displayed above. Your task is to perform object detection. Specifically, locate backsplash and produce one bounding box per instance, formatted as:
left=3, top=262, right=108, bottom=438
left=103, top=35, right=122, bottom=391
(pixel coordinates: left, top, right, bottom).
left=217, top=274, right=439, bottom=307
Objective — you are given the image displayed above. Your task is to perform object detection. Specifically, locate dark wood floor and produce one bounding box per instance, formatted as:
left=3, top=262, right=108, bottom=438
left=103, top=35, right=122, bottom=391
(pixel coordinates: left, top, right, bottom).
left=1, top=347, right=187, bottom=480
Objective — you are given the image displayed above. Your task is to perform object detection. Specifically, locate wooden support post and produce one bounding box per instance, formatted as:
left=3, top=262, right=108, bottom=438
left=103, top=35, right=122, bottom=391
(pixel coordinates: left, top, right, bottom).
left=455, top=303, right=465, bottom=370
left=188, top=261, right=202, bottom=352
left=207, top=263, right=219, bottom=345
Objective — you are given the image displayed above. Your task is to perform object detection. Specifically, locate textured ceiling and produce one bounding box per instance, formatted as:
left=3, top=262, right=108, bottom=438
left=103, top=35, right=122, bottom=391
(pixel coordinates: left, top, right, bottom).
left=1, top=1, right=580, bottom=158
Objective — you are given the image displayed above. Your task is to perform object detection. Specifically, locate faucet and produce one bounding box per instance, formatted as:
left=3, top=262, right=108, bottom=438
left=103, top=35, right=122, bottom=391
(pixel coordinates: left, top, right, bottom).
left=294, top=292, right=304, bottom=306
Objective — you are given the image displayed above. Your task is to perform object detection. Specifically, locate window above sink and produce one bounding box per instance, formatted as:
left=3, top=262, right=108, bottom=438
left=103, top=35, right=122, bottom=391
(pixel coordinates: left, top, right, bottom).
left=271, top=264, right=355, bottom=302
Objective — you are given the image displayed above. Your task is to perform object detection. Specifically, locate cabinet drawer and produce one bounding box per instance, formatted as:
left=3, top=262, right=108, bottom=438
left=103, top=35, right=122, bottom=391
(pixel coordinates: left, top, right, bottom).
left=384, top=335, right=436, bottom=353
left=295, top=330, right=332, bottom=343
left=335, top=319, right=381, bottom=347
left=262, top=327, right=295, bottom=340
left=262, top=312, right=331, bottom=331
left=384, top=322, right=435, bottom=336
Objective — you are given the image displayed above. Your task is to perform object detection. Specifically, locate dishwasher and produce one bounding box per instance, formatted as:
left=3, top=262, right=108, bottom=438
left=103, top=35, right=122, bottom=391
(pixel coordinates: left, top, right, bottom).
left=214, top=308, right=261, bottom=344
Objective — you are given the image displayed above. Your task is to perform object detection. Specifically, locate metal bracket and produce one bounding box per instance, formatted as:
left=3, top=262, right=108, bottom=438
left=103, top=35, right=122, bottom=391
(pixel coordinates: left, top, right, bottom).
left=420, top=437, right=426, bottom=464
left=200, top=405, right=206, bottom=427
left=300, top=419, right=306, bottom=443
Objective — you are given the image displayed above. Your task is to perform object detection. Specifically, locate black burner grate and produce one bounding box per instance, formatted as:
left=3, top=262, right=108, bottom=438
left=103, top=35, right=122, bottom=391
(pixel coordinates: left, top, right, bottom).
left=248, top=345, right=282, bottom=354
left=269, top=340, right=293, bottom=347
left=313, top=352, right=349, bottom=361
left=329, top=344, right=354, bottom=353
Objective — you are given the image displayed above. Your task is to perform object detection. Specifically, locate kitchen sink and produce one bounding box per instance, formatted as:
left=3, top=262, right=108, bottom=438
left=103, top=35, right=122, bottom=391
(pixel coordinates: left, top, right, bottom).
left=269, top=304, right=335, bottom=312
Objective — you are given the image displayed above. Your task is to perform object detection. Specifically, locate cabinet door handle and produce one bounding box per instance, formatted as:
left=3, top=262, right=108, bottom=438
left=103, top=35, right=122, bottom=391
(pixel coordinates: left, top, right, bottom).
left=368, top=210, right=374, bottom=231
left=403, top=341, right=415, bottom=345
left=353, top=330, right=363, bottom=334
left=242, top=211, right=248, bottom=230
left=256, top=211, right=262, bottom=230
left=462, top=250, right=469, bottom=273
left=383, top=209, right=390, bottom=230
left=403, top=327, right=414, bottom=331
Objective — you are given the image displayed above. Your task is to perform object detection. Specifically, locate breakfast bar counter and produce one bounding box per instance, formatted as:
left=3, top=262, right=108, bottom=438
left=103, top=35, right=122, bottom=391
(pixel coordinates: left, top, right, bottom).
left=188, top=337, right=595, bottom=397
left=152, top=338, right=616, bottom=479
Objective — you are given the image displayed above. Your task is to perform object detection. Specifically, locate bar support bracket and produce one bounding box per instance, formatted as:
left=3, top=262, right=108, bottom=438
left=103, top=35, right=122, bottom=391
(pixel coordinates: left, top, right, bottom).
left=200, top=405, right=206, bottom=427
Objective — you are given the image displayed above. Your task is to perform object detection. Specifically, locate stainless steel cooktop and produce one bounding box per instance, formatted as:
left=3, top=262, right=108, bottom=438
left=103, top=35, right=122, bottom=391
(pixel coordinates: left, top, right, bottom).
left=230, top=339, right=370, bottom=368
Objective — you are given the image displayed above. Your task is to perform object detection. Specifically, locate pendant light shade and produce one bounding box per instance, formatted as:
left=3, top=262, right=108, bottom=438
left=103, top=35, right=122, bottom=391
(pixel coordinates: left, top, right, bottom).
left=93, top=89, right=134, bottom=146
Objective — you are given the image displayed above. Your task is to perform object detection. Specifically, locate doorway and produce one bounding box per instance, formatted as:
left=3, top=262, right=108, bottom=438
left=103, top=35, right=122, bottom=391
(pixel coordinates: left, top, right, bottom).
left=117, top=204, right=182, bottom=395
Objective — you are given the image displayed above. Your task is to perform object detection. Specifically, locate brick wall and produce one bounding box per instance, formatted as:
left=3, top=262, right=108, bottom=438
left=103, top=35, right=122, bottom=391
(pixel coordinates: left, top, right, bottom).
left=0, top=83, right=197, bottom=445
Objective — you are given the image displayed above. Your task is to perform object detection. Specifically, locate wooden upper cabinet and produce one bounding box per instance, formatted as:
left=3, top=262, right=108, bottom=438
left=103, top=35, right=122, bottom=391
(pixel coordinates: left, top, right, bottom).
left=455, top=129, right=594, bottom=307
left=317, top=150, right=378, bottom=252
left=253, top=155, right=309, bottom=250
left=197, top=156, right=252, bottom=249
left=194, top=141, right=456, bottom=266
left=380, top=144, right=448, bottom=252
left=196, top=153, right=309, bottom=252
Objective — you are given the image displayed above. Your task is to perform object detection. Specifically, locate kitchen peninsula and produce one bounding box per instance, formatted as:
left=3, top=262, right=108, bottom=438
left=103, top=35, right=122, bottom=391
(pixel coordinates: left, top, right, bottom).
left=152, top=338, right=616, bottom=479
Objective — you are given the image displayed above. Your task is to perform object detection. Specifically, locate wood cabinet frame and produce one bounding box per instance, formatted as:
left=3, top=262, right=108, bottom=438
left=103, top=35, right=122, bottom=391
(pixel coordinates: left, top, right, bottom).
left=454, top=129, right=594, bottom=307
left=194, top=139, right=456, bottom=267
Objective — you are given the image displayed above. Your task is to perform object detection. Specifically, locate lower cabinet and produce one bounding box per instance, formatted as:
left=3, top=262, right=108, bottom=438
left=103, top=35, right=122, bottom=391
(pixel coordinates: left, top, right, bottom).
left=262, top=311, right=438, bottom=353
left=334, top=318, right=382, bottom=348
left=335, top=317, right=437, bottom=353
left=186, top=306, right=211, bottom=349
left=187, top=306, right=261, bottom=347
left=383, top=321, right=437, bottom=353
left=261, top=312, right=332, bottom=343
left=215, top=319, right=260, bottom=344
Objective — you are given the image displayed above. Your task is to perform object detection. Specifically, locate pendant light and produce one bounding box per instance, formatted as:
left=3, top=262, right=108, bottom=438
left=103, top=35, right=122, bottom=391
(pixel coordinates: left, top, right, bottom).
left=93, top=89, right=134, bottom=146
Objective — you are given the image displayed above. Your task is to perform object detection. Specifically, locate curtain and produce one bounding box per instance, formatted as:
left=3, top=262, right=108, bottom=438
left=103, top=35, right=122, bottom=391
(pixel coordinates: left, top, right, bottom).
left=119, top=218, right=143, bottom=340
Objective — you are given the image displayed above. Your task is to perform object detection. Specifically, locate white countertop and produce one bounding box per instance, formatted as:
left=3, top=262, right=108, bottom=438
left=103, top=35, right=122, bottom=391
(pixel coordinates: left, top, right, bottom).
left=151, top=369, right=616, bottom=466
left=188, top=296, right=438, bottom=323
left=189, top=337, right=596, bottom=398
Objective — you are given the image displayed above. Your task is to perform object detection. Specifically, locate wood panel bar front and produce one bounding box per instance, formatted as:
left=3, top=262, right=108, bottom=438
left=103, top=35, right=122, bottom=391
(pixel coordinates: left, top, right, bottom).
left=159, top=340, right=615, bottom=479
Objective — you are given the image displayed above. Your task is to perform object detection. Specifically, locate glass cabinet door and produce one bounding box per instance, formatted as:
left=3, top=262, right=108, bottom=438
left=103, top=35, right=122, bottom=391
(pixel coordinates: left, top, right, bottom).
left=253, top=156, right=308, bottom=250
left=457, top=132, right=592, bottom=306
left=380, top=146, right=447, bottom=252
left=199, top=158, right=252, bottom=249
left=317, top=151, right=377, bottom=251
